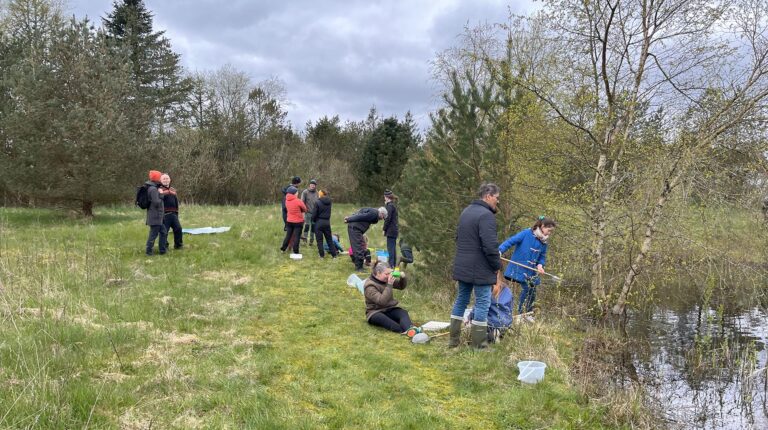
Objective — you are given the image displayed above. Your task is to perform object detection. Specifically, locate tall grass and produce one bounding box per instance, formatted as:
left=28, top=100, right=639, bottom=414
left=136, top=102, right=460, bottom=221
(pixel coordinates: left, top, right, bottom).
left=0, top=205, right=623, bottom=429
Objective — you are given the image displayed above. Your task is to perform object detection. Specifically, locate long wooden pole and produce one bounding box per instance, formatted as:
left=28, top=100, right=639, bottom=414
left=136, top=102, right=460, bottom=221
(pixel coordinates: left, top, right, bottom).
left=500, top=257, right=562, bottom=282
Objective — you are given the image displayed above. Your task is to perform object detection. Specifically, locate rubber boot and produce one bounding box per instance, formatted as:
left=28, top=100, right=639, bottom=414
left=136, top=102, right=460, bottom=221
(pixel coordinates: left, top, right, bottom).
left=448, top=316, right=463, bottom=348
left=470, top=320, right=489, bottom=349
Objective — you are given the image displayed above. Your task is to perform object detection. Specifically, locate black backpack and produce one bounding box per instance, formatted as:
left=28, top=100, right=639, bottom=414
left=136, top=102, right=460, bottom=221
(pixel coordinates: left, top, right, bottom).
left=135, top=184, right=151, bottom=209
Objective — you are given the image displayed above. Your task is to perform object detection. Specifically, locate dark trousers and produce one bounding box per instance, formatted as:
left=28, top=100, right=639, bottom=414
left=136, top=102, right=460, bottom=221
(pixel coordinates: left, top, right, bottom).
left=506, top=278, right=537, bottom=314
left=347, top=224, right=367, bottom=270
left=281, top=222, right=303, bottom=253
left=302, top=213, right=315, bottom=241
left=368, top=307, right=412, bottom=333
left=146, top=225, right=168, bottom=255
left=386, top=236, right=397, bottom=267
left=315, top=220, right=337, bottom=258
left=163, top=212, right=183, bottom=249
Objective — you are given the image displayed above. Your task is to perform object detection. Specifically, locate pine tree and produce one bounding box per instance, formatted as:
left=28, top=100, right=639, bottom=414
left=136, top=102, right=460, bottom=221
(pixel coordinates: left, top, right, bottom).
left=398, top=72, right=507, bottom=274
left=2, top=18, right=145, bottom=216
left=357, top=114, right=419, bottom=201
left=103, top=0, right=191, bottom=131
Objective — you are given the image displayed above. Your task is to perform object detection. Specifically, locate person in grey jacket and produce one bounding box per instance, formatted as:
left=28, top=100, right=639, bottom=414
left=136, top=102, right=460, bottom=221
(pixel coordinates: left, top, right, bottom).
left=145, top=170, right=167, bottom=256
left=448, top=183, right=502, bottom=349
left=301, top=179, right=320, bottom=245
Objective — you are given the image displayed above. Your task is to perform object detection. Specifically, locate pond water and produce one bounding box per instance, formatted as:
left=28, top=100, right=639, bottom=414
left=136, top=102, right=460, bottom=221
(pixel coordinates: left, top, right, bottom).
left=624, top=303, right=767, bottom=429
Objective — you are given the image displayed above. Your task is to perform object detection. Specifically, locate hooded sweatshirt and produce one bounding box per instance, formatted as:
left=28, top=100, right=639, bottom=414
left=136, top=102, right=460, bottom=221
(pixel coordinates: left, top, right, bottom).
left=285, top=193, right=307, bottom=223
left=312, top=196, right=333, bottom=222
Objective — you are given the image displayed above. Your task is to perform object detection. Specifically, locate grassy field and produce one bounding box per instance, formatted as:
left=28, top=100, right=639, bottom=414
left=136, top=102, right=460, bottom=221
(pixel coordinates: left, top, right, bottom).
left=0, top=204, right=617, bottom=429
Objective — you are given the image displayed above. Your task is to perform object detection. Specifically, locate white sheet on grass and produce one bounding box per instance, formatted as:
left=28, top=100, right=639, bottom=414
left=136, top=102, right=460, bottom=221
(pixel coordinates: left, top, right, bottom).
left=182, top=226, right=231, bottom=235
left=421, top=321, right=450, bottom=331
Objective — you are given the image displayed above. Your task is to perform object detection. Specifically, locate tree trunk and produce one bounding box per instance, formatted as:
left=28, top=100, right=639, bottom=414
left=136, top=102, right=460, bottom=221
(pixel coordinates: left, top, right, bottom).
left=590, top=152, right=608, bottom=302
left=82, top=200, right=94, bottom=217
left=612, top=172, right=680, bottom=315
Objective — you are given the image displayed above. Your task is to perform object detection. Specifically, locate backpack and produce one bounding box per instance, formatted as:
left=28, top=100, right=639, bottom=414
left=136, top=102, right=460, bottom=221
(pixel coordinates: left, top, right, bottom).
left=135, top=184, right=151, bottom=209
left=469, top=285, right=513, bottom=343
left=399, top=241, right=414, bottom=263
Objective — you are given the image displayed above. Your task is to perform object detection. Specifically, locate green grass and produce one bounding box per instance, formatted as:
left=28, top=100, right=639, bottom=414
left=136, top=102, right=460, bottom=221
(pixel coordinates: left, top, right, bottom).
left=0, top=204, right=615, bottom=429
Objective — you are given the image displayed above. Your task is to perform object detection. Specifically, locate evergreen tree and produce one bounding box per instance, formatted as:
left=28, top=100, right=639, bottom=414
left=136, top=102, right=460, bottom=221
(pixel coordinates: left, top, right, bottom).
left=103, top=0, right=191, bottom=131
left=2, top=18, right=144, bottom=216
left=398, top=72, right=506, bottom=274
left=357, top=114, right=419, bottom=201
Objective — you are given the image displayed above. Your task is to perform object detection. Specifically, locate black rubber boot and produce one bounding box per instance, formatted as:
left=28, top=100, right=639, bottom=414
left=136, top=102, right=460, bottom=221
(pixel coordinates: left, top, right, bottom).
left=470, top=320, right=489, bottom=349
left=448, top=316, right=463, bottom=348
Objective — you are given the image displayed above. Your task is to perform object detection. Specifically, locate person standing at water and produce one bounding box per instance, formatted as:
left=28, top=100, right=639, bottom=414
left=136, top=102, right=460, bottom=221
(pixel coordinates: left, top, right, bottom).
left=144, top=170, right=167, bottom=256
left=382, top=190, right=399, bottom=268
left=499, top=216, right=556, bottom=321
left=159, top=173, right=183, bottom=250
left=344, top=207, right=387, bottom=272
left=448, top=183, right=502, bottom=349
left=281, top=186, right=306, bottom=255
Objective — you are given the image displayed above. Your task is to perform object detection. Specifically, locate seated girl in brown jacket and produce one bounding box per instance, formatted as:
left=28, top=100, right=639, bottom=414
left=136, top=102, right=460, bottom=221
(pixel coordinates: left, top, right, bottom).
left=364, top=261, right=414, bottom=333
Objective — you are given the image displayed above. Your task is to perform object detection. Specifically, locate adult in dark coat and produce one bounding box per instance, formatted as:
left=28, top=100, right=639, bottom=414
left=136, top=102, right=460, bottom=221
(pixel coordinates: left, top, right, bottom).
left=382, top=190, right=399, bottom=267
left=145, top=170, right=167, bottom=256
left=448, top=183, right=501, bottom=349
left=312, top=190, right=338, bottom=258
left=344, top=206, right=387, bottom=271
left=159, top=173, right=183, bottom=250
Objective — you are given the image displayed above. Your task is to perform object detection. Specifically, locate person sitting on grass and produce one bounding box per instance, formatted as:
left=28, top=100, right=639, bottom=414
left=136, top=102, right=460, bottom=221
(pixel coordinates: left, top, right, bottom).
left=324, top=233, right=345, bottom=254
left=364, top=261, right=416, bottom=334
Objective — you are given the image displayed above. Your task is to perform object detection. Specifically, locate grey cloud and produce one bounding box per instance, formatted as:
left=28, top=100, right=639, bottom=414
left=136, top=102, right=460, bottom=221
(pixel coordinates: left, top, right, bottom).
left=69, top=0, right=533, bottom=131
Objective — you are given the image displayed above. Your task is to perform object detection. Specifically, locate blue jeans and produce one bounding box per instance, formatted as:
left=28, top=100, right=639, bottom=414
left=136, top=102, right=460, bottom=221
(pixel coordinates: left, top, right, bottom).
left=518, top=281, right=537, bottom=313
left=451, top=281, right=492, bottom=323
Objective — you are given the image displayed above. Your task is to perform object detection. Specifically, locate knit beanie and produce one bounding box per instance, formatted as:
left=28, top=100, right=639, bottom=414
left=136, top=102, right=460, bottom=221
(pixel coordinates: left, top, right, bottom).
left=286, top=186, right=298, bottom=195
left=149, top=170, right=162, bottom=182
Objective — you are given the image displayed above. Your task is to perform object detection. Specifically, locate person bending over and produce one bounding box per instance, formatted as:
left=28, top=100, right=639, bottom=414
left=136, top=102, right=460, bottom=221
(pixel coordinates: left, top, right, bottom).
left=344, top=206, right=387, bottom=272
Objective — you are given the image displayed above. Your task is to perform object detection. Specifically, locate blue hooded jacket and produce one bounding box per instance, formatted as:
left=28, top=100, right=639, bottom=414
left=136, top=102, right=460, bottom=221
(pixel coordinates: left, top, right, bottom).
left=499, top=228, right=548, bottom=286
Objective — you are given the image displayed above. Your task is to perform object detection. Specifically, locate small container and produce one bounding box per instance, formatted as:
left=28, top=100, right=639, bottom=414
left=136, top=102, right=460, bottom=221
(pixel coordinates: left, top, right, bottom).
left=517, top=361, right=547, bottom=384
left=346, top=274, right=364, bottom=295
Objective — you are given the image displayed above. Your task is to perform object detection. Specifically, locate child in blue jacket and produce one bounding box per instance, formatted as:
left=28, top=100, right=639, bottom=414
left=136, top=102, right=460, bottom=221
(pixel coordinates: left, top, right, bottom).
left=499, top=217, right=557, bottom=318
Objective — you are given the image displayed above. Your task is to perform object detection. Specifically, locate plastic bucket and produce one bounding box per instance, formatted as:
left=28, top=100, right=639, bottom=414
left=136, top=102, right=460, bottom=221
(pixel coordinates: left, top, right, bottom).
left=517, top=361, right=547, bottom=384
left=346, top=273, right=365, bottom=295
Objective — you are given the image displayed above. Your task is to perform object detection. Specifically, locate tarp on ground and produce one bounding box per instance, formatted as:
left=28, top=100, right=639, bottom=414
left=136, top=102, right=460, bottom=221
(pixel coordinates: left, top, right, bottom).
left=182, top=226, right=231, bottom=235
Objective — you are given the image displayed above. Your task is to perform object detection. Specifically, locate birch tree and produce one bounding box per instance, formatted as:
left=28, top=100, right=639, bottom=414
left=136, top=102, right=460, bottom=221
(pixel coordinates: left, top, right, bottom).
left=514, top=0, right=768, bottom=313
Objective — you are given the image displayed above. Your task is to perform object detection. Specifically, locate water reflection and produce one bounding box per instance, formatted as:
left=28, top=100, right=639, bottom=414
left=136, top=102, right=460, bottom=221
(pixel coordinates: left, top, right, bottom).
left=625, top=305, right=767, bottom=429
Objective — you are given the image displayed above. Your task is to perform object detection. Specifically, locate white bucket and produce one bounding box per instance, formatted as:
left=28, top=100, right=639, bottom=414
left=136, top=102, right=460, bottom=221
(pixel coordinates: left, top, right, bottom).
left=517, top=361, right=547, bottom=384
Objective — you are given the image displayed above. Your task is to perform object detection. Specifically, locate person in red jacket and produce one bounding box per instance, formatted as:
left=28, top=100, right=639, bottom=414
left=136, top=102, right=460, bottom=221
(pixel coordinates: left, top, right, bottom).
left=281, top=186, right=307, bottom=254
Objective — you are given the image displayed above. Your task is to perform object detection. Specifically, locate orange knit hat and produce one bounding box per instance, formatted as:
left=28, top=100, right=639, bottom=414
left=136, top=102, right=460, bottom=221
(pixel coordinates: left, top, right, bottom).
left=148, top=170, right=162, bottom=182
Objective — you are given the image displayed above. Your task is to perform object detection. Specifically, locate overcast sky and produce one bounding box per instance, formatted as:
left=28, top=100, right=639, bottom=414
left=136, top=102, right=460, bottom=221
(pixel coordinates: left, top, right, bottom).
left=67, top=0, right=537, bottom=132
